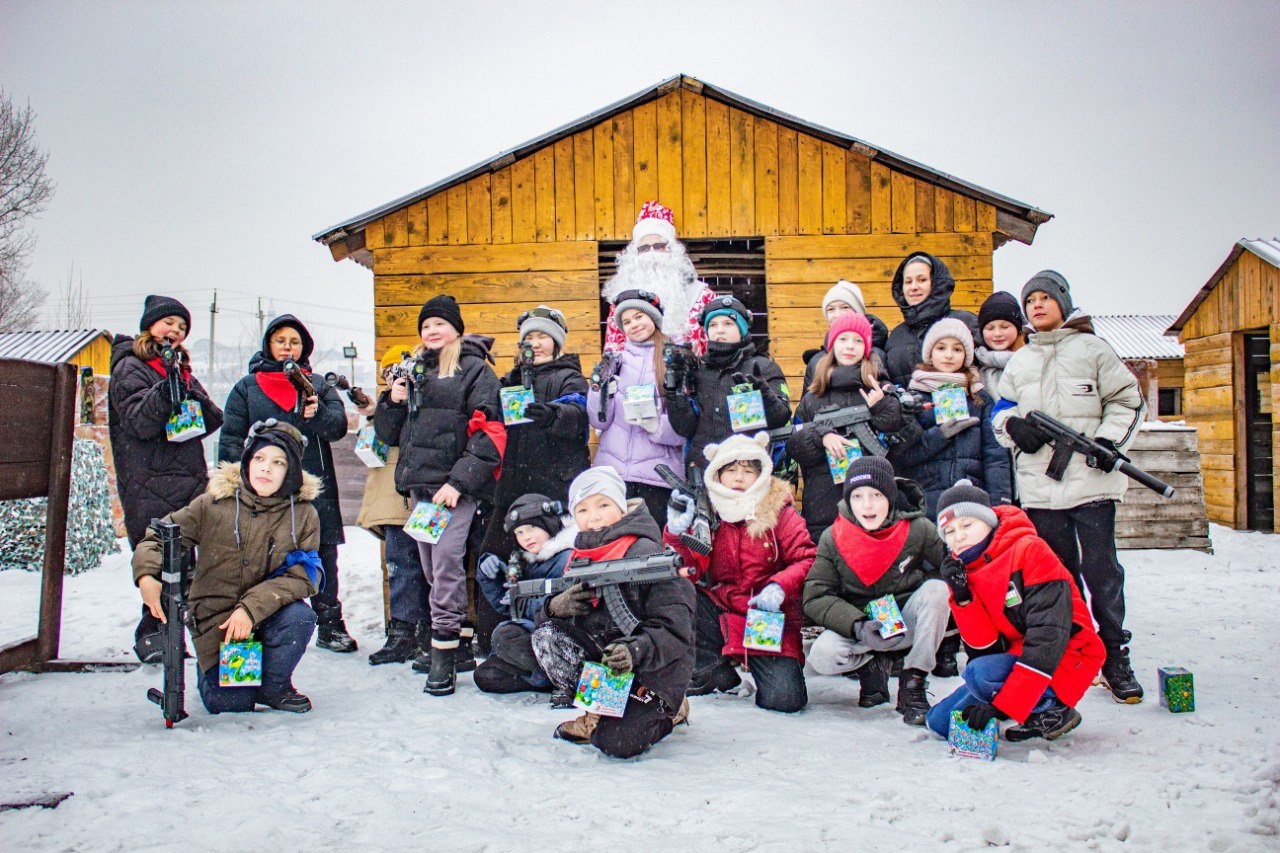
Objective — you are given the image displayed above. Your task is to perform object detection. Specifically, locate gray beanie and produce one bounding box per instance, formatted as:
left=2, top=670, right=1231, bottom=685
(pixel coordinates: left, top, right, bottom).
left=612, top=289, right=664, bottom=329
left=568, top=466, right=628, bottom=515
left=936, top=479, right=998, bottom=536
left=921, top=317, right=975, bottom=367
left=1021, top=270, right=1074, bottom=320
left=821, top=280, right=867, bottom=317
left=518, top=306, right=568, bottom=350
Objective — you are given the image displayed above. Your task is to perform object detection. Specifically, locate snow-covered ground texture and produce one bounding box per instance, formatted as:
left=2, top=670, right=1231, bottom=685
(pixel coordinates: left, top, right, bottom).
left=2, top=524, right=1278, bottom=851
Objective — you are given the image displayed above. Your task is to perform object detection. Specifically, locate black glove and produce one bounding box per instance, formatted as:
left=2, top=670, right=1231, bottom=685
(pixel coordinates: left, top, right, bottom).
left=960, top=701, right=1002, bottom=731
left=601, top=642, right=634, bottom=674
left=546, top=583, right=595, bottom=618
left=1005, top=416, right=1049, bottom=454
left=1087, top=437, right=1126, bottom=472
left=940, top=554, right=972, bottom=605
left=522, top=401, right=558, bottom=428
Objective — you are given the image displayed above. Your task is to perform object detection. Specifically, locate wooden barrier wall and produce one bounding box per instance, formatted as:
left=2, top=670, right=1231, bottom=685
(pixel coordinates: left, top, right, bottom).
left=1115, top=426, right=1211, bottom=551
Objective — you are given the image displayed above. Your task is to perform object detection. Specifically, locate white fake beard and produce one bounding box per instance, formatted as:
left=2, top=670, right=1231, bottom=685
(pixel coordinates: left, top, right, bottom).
left=604, top=245, right=700, bottom=340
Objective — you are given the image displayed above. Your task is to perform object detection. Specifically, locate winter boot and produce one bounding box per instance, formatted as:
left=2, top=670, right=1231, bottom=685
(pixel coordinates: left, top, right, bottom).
left=314, top=603, right=358, bottom=653
left=687, top=660, right=743, bottom=696
left=554, top=712, right=600, bottom=744
left=1100, top=640, right=1144, bottom=704
left=854, top=653, right=891, bottom=708
left=549, top=686, right=575, bottom=710
left=423, top=638, right=458, bottom=696
left=932, top=634, right=961, bottom=678
left=455, top=626, right=477, bottom=673
left=1005, top=701, right=1083, bottom=742
left=672, top=697, right=691, bottom=726
left=895, top=668, right=932, bottom=725
left=133, top=632, right=165, bottom=665
left=368, top=619, right=417, bottom=665
left=257, top=686, right=313, bottom=714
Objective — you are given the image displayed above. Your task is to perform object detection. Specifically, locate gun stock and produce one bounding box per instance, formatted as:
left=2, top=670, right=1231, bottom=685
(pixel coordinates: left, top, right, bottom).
left=511, top=550, right=684, bottom=635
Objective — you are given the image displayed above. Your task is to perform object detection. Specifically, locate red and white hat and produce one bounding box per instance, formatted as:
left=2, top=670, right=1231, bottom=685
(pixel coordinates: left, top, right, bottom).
left=632, top=200, right=677, bottom=244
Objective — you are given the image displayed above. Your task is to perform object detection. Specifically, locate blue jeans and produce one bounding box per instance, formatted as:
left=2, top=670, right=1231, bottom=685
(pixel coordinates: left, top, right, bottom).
left=386, top=525, right=430, bottom=625
left=197, top=600, right=318, bottom=714
left=925, top=653, right=1057, bottom=738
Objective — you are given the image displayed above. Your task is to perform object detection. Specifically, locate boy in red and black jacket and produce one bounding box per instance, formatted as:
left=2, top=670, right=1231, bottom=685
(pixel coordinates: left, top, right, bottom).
left=925, top=480, right=1105, bottom=743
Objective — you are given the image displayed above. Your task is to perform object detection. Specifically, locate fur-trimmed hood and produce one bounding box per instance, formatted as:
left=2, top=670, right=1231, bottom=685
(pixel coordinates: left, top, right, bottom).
left=207, top=460, right=322, bottom=503
left=523, top=517, right=578, bottom=562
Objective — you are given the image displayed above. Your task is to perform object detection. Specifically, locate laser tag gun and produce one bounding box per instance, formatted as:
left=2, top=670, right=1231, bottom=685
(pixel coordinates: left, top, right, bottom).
left=510, top=549, right=684, bottom=636
left=589, top=353, right=619, bottom=421
left=894, top=386, right=934, bottom=415
left=385, top=353, right=431, bottom=418
left=506, top=550, right=526, bottom=620
left=146, top=519, right=188, bottom=728
left=766, top=400, right=891, bottom=458
left=654, top=463, right=714, bottom=556
left=662, top=341, right=697, bottom=398
left=518, top=340, right=536, bottom=391
left=282, top=358, right=318, bottom=416
left=158, top=341, right=184, bottom=410
left=1025, top=410, right=1175, bottom=498
left=323, top=372, right=372, bottom=409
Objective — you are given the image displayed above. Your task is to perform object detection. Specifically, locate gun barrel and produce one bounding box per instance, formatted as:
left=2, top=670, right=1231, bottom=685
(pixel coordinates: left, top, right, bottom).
left=1027, top=411, right=1174, bottom=498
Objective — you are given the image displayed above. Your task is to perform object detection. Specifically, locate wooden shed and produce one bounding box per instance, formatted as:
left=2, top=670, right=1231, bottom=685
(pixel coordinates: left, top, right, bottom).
left=313, top=74, right=1051, bottom=393
left=0, top=329, right=113, bottom=375
left=1167, top=238, right=1279, bottom=532
left=1091, top=315, right=1186, bottom=421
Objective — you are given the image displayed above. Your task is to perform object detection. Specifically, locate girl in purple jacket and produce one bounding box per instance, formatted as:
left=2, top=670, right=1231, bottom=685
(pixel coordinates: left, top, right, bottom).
left=587, top=290, right=686, bottom=524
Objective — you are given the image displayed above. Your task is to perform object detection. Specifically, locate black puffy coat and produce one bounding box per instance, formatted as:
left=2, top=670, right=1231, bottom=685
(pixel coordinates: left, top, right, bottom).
left=800, top=312, right=891, bottom=392
left=883, top=254, right=980, bottom=386
left=480, top=353, right=591, bottom=556
left=666, top=342, right=792, bottom=471
left=218, top=320, right=349, bottom=546
left=373, top=335, right=503, bottom=501
left=108, top=335, right=224, bottom=547
left=787, top=365, right=918, bottom=542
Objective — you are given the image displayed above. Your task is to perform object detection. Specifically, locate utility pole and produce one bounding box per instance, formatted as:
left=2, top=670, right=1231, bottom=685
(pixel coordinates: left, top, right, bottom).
left=257, top=297, right=265, bottom=341
left=208, top=290, right=218, bottom=378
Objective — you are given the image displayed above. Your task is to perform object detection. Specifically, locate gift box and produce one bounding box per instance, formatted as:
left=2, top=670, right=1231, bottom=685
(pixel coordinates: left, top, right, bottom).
left=864, top=593, right=907, bottom=638
left=353, top=423, right=389, bottom=468
left=622, top=383, right=659, bottom=423
left=825, top=442, right=864, bottom=485
left=931, top=386, right=970, bottom=422
left=573, top=661, right=634, bottom=718
left=219, top=641, right=263, bottom=687
left=727, top=388, right=767, bottom=433
left=743, top=607, right=785, bottom=652
left=165, top=399, right=206, bottom=443
left=1158, top=666, right=1195, bottom=713
left=499, top=386, right=535, bottom=426
left=404, top=501, right=452, bottom=544
left=948, top=710, right=998, bottom=760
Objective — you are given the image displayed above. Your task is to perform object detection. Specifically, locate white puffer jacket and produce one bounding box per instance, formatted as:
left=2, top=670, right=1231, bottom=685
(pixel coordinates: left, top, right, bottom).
left=993, top=312, right=1144, bottom=509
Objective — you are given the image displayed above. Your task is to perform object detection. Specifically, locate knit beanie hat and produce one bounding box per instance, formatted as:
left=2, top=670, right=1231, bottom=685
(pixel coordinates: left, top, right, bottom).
left=140, top=295, right=192, bottom=333
left=978, top=290, right=1024, bottom=332
left=518, top=306, right=568, bottom=350
left=703, top=433, right=774, bottom=524
left=262, top=314, right=316, bottom=365
left=1021, top=270, right=1074, bottom=320
left=935, top=478, right=998, bottom=536
left=632, top=200, right=677, bottom=244
left=921, top=317, right=975, bottom=367
left=503, top=493, right=567, bottom=536
left=418, top=294, right=465, bottom=336
left=612, top=289, right=664, bottom=329
left=826, top=311, right=874, bottom=354
left=822, top=280, right=867, bottom=317
left=241, top=419, right=308, bottom=498
left=569, top=466, right=628, bottom=515
left=699, top=294, right=751, bottom=338
left=841, top=456, right=898, bottom=506
left=905, top=254, right=934, bottom=271
left=380, top=344, right=414, bottom=373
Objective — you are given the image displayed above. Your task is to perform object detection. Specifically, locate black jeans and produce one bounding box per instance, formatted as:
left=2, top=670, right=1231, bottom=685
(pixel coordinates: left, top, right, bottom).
left=627, top=482, right=672, bottom=531
left=694, top=589, right=808, bottom=713
left=1026, top=500, right=1127, bottom=649
left=474, top=622, right=550, bottom=694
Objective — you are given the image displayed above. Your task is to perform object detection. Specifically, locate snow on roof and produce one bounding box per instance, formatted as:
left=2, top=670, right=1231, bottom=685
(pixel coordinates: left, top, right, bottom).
left=0, top=329, right=110, bottom=364
left=1091, top=315, right=1184, bottom=360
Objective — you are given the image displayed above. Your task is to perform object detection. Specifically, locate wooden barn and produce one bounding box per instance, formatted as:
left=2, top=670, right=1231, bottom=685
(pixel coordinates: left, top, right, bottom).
left=1167, top=238, right=1279, bottom=533
left=312, top=74, right=1051, bottom=393
left=1090, top=315, right=1186, bottom=422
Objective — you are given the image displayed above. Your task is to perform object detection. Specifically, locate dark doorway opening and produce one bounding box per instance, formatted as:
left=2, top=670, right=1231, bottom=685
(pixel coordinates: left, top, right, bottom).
left=1242, top=332, right=1273, bottom=531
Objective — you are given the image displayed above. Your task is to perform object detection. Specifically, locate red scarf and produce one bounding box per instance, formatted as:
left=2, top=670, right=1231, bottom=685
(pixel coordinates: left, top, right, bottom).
left=146, top=357, right=191, bottom=382
left=832, top=515, right=911, bottom=587
left=466, top=410, right=507, bottom=480
left=255, top=371, right=300, bottom=412
left=570, top=535, right=637, bottom=564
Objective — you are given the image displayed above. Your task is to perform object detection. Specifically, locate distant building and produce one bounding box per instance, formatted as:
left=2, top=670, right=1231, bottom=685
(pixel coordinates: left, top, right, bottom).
left=0, top=329, right=112, bottom=375
left=1091, top=314, right=1186, bottom=421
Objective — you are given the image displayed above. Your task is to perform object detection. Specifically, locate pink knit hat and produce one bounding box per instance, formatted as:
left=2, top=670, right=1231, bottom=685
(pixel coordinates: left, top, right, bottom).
left=826, top=311, right=873, bottom=354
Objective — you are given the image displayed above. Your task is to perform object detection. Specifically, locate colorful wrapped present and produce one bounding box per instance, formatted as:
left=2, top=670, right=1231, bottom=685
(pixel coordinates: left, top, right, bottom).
left=826, top=441, right=864, bottom=484
left=573, top=661, right=634, bottom=718
left=404, top=501, right=452, bottom=544
left=864, top=593, right=907, bottom=638
left=726, top=388, right=766, bottom=433
left=499, top=386, right=535, bottom=426
left=931, top=386, right=970, bottom=422
left=948, top=709, right=998, bottom=760
left=743, top=608, right=785, bottom=652
left=165, top=398, right=206, bottom=443
left=1158, top=666, right=1195, bottom=713
left=622, top=383, right=658, bottom=423
left=353, top=423, right=389, bottom=468
left=219, top=641, right=263, bottom=687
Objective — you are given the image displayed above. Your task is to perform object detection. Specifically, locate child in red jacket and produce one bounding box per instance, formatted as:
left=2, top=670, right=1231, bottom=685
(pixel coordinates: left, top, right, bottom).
left=926, top=480, right=1105, bottom=742
left=666, top=433, right=816, bottom=713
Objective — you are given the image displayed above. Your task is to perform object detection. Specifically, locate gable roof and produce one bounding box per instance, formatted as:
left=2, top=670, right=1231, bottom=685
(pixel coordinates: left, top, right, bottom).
left=0, top=329, right=111, bottom=364
left=1167, top=238, right=1280, bottom=334
left=313, top=74, right=1052, bottom=259
left=1091, top=315, right=1184, bottom=360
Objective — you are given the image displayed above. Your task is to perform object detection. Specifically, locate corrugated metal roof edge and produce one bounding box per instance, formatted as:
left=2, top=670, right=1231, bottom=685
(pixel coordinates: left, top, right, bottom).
left=0, top=329, right=111, bottom=363
left=1167, top=238, right=1280, bottom=334
left=312, top=73, right=1053, bottom=248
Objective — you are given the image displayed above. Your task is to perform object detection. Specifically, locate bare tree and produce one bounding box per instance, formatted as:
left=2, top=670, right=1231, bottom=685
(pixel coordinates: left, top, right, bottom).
left=60, top=263, right=91, bottom=328
left=0, top=88, right=55, bottom=331
left=0, top=274, right=46, bottom=331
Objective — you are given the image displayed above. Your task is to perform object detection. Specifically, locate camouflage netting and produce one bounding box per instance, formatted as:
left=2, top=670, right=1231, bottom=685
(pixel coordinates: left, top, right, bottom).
left=0, top=438, right=121, bottom=575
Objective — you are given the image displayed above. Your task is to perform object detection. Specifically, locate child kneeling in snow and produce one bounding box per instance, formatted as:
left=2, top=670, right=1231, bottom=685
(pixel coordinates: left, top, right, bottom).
left=926, top=480, right=1105, bottom=742
left=803, top=457, right=951, bottom=724
left=666, top=433, right=815, bottom=713
left=531, top=466, right=695, bottom=759
left=133, top=420, right=322, bottom=714
left=473, top=494, right=577, bottom=701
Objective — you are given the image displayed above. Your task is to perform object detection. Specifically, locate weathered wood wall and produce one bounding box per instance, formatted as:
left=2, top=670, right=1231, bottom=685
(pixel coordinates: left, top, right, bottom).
left=1115, top=425, right=1211, bottom=551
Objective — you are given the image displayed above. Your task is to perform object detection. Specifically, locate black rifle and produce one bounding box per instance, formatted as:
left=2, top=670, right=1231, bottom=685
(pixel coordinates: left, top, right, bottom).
left=283, top=359, right=317, bottom=416
left=1025, top=410, right=1174, bottom=498
left=662, top=341, right=697, bottom=398
left=509, top=549, right=683, bottom=635
left=589, top=353, right=618, bottom=421
left=767, top=401, right=890, bottom=457
left=654, top=463, right=714, bottom=556
left=519, top=341, right=535, bottom=391
left=323, top=372, right=372, bottom=409
left=146, top=520, right=188, bottom=728
left=159, top=343, right=183, bottom=411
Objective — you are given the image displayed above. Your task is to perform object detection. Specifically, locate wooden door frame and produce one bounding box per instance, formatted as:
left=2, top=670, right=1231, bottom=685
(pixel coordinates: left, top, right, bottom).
left=1233, top=332, right=1248, bottom=529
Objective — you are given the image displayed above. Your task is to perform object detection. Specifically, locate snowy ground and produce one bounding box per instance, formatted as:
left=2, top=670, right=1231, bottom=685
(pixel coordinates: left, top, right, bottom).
left=1, top=525, right=1278, bottom=851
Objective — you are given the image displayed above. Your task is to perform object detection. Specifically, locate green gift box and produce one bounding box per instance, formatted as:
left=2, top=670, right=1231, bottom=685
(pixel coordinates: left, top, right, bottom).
left=1158, top=666, right=1195, bottom=713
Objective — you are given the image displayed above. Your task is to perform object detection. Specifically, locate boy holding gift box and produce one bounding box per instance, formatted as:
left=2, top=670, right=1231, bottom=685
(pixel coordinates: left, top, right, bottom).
left=665, top=433, right=815, bottom=713
left=531, top=467, right=695, bottom=759
left=132, top=420, right=322, bottom=715
left=925, top=479, right=1105, bottom=742
left=803, top=457, right=951, bottom=725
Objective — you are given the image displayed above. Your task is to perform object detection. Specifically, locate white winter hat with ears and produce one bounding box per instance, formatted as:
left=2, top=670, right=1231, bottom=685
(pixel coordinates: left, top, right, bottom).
left=703, top=433, right=775, bottom=524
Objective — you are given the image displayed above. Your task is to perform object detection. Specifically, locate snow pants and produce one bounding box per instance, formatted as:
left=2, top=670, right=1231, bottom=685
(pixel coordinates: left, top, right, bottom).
left=409, top=491, right=476, bottom=641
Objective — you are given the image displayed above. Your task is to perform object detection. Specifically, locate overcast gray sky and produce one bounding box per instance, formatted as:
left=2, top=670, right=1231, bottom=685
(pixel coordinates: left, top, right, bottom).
left=2, top=0, right=1277, bottom=371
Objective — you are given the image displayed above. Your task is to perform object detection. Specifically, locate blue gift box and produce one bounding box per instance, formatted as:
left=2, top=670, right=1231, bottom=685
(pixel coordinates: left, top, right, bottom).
left=949, top=710, right=998, bottom=760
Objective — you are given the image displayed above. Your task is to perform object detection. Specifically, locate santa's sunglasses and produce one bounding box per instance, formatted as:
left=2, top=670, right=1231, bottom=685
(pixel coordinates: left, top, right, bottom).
left=635, top=241, right=669, bottom=254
